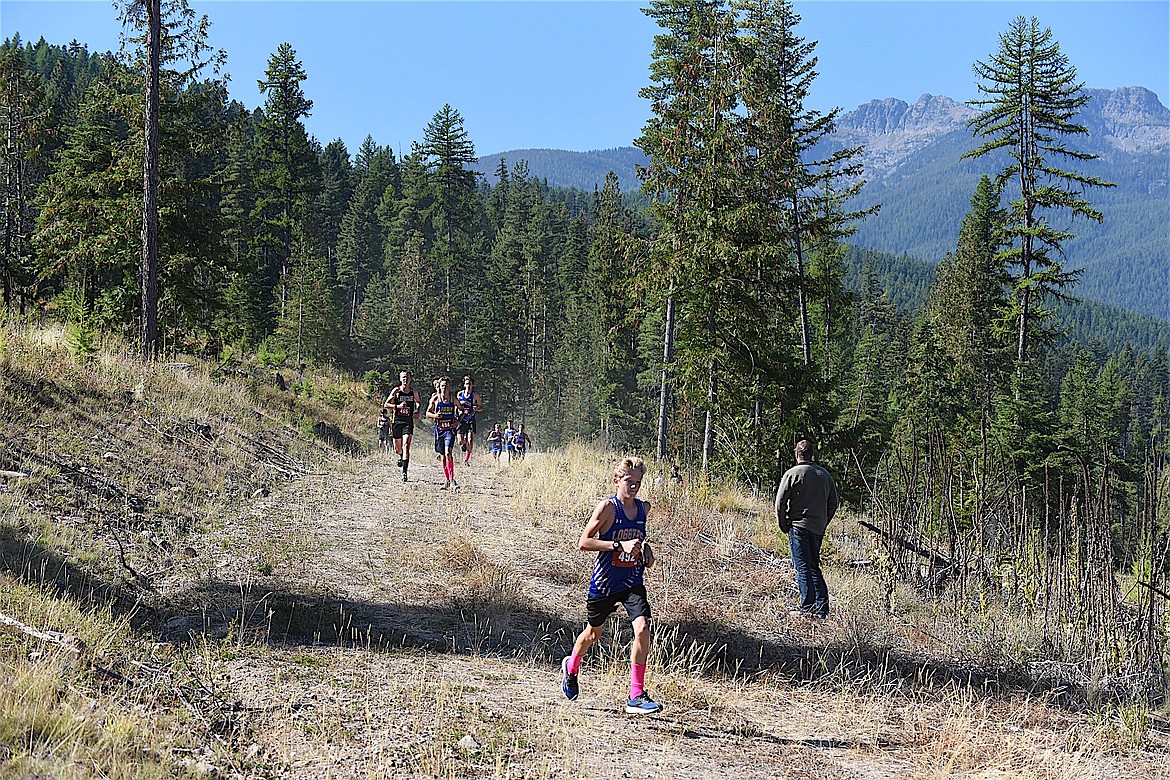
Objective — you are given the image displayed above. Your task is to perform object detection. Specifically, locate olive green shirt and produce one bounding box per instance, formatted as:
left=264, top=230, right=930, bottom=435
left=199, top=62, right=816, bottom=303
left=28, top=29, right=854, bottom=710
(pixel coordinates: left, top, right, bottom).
left=774, top=461, right=839, bottom=536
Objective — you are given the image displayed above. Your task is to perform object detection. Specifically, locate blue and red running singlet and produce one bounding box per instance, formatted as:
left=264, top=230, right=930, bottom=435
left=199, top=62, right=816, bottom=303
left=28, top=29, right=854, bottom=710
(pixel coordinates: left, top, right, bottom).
left=588, top=496, right=647, bottom=597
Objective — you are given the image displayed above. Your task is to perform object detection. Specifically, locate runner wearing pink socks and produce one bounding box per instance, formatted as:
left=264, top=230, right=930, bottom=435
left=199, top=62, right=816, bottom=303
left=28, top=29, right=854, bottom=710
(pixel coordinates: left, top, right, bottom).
left=560, top=456, right=661, bottom=714
left=426, top=377, right=460, bottom=491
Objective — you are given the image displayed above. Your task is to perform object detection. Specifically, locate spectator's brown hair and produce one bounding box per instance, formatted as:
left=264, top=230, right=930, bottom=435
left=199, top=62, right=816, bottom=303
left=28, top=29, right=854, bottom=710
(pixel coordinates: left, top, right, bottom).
left=795, top=440, right=816, bottom=460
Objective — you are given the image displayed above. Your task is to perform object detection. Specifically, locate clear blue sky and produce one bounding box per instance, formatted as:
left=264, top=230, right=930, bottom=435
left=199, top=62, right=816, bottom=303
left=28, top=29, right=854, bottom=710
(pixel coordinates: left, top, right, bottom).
left=2, top=0, right=1167, bottom=156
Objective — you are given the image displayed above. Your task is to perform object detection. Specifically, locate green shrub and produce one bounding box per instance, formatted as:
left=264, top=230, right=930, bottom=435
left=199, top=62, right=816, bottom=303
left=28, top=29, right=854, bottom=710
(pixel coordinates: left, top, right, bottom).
left=257, top=338, right=287, bottom=368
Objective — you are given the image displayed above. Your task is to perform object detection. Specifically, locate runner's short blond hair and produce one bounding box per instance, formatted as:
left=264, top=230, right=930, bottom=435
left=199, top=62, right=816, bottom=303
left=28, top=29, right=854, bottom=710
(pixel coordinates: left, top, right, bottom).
left=613, top=456, right=647, bottom=480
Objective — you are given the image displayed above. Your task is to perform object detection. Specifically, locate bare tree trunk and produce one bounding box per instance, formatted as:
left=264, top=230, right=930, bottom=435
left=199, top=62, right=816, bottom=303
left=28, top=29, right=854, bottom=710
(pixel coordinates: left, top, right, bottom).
left=701, top=308, right=716, bottom=473
left=139, top=0, right=161, bottom=361
left=792, top=201, right=811, bottom=368
left=348, top=280, right=358, bottom=337
left=656, top=290, right=674, bottom=461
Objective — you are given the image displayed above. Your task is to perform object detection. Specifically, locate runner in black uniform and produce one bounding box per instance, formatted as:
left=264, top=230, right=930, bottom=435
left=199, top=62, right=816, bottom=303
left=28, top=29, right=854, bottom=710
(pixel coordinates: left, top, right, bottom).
left=384, top=370, right=421, bottom=482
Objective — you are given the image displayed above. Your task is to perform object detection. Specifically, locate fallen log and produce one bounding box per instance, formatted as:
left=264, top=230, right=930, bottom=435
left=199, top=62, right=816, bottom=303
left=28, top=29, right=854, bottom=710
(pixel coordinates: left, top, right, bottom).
left=858, top=519, right=954, bottom=569
left=0, top=611, right=88, bottom=655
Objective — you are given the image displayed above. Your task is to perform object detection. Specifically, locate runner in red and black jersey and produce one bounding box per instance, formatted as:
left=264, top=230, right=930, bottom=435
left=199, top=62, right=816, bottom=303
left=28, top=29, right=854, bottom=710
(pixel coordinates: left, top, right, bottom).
left=384, top=370, right=421, bottom=482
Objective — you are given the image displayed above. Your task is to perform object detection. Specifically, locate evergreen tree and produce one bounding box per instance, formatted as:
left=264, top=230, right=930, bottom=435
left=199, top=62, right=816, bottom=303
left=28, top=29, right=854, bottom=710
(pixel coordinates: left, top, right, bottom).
left=318, top=138, right=354, bottom=267
left=965, top=15, right=1115, bottom=367
left=253, top=42, right=319, bottom=330
left=34, top=66, right=138, bottom=326
left=218, top=108, right=264, bottom=343
left=335, top=139, right=394, bottom=336
left=587, top=172, right=648, bottom=445
left=637, top=0, right=741, bottom=472
left=275, top=240, right=343, bottom=366
left=369, top=145, right=441, bottom=371
left=928, top=175, right=1013, bottom=445
left=733, top=0, right=868, bottom=369
left=419, top=104, right=480, bottom=370
left=0, top=43, right=48, bottom=312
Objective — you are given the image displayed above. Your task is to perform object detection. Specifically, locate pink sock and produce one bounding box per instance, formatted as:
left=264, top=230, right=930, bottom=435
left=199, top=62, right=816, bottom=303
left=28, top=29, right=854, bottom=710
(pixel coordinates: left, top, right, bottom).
left=447, top=461, right=455, bottom=480
left=568, top=653, right=583, bottom=675
left=630, top=663, right=646, bottom=698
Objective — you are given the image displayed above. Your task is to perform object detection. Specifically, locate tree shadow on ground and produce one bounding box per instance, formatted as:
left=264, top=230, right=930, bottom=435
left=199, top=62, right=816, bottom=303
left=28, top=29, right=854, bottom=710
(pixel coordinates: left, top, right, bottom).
left=0, top=526, right=1114, bottom=710
left=0, top=527, right=155, bottom=629
left=156, top=574, right=1099, bottom=708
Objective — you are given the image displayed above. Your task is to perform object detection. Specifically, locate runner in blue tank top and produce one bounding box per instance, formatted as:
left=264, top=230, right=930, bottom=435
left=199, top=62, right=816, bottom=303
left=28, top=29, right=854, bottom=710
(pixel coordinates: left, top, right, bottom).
left=456, top=375, right=484, bottom=465
left=560, top=456, right=661, bottom=715
left=426, top=376, right=460, bottom=491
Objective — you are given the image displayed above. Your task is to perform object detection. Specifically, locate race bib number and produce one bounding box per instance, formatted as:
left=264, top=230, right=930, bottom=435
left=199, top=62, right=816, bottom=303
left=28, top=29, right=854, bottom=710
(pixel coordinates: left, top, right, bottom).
left=612, top=544, right=639, bottom=568
left=439, top=418, right=458, bottom=431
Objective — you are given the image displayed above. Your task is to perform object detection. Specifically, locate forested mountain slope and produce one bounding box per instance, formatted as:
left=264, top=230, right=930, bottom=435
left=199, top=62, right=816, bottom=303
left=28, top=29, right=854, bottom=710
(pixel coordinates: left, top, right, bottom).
left=482, top=88, right=1169, bottom=320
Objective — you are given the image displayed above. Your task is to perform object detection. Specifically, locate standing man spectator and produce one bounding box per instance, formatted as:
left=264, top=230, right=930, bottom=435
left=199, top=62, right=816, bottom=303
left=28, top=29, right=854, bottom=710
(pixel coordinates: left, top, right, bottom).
left=774, top=440, right=839, bottom=619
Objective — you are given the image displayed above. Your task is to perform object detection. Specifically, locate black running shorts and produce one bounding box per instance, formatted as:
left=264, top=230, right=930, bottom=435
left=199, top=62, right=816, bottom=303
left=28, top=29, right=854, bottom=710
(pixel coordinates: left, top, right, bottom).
left=458, top=419, right=477, bottom=435
left=586, top=583, right=651, bottom=627
left=392, top=421, right=413, bottom=439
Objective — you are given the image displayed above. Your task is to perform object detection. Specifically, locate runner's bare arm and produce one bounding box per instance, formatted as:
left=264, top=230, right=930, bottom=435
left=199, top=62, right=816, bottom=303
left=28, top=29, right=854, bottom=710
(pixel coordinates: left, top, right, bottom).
left=578, top=500, right=617, bottom=552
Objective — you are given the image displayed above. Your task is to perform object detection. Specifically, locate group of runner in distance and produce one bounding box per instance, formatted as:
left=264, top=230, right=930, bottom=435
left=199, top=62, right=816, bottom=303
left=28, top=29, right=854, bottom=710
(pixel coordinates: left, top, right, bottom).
left=377, top=371, right=531, bottom=487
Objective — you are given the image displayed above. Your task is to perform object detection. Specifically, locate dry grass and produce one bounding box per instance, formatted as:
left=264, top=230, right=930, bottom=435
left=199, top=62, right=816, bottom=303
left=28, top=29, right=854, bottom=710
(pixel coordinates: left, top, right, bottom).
left=0, top=318, right=376, bottom=776
left=0, top=573, right=262, bottom=778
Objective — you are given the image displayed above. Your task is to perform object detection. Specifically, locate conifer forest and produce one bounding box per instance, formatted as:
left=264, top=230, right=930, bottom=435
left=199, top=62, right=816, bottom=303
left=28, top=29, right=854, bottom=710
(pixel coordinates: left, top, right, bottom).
left=2, top=1, right=1168, bottom=700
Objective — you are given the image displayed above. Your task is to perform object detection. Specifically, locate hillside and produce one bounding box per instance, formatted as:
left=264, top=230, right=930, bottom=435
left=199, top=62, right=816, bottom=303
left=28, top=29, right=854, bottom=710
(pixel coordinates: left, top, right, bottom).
left=478, top=88, right=1170, bottom=320
left=2, top=324, right=1168, bottom=777
left=842, top=246, right=1170, bottom=353
left=836, top=90, right=1170, bottom=320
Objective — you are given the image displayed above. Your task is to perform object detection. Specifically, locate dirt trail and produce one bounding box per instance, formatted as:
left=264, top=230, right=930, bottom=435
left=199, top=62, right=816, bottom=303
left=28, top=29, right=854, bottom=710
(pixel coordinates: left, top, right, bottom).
left=165, top=452, right=1165, bottom=780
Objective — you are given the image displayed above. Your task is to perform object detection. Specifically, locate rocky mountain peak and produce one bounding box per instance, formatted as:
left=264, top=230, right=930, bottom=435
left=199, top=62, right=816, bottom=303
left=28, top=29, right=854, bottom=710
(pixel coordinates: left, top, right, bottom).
left=831, top=87, right=1168, bottom=178
left=839, top=94, right=977, bottom=137
left=1082, top=87, right=1169, bottom=151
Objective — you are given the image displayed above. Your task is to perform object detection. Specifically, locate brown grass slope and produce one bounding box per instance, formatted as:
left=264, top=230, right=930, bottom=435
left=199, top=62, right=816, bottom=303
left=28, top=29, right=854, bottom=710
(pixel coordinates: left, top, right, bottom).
left=0, top=321, right=1167, bottom=778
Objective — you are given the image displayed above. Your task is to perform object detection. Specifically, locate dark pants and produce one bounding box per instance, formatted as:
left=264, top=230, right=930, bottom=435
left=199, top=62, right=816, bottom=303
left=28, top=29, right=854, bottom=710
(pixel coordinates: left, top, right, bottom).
left=789, top=527, right=829, bottom=617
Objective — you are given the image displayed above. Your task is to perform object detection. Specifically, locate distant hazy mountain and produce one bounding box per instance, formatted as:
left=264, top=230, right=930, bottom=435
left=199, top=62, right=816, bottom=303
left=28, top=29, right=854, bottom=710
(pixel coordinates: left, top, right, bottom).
left=477, top=87, right=1169, bottom=319
left=472, top=147, right=645, bottom=193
